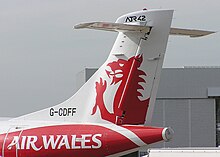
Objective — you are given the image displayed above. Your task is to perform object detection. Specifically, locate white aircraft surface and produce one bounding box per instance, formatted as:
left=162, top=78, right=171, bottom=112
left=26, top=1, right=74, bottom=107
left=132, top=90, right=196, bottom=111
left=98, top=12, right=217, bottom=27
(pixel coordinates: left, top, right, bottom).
left=0, top=8, right=214, bottom=157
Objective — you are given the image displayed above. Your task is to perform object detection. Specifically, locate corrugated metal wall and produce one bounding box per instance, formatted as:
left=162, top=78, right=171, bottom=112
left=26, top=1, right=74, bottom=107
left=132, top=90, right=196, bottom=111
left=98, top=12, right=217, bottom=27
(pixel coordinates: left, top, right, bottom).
left=151, top=99, right=216, bottom=147
left=157, top=68, right=220, bottom=99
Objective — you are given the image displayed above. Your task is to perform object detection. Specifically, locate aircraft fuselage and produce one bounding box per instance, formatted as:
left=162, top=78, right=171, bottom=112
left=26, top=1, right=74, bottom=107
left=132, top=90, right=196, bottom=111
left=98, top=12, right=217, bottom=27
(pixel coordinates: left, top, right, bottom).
left=0, top=121, right=167, bottom=157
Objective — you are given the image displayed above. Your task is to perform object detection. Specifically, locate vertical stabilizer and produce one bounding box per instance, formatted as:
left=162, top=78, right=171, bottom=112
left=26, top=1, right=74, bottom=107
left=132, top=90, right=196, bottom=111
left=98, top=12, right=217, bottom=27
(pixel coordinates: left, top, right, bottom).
left=12, top=9, right=173, bottom=125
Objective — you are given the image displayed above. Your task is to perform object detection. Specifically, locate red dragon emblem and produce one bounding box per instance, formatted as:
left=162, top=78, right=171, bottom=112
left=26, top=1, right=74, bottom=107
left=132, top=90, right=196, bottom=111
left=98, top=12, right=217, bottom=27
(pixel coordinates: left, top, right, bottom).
left=91, top=55, right=150, bottom=125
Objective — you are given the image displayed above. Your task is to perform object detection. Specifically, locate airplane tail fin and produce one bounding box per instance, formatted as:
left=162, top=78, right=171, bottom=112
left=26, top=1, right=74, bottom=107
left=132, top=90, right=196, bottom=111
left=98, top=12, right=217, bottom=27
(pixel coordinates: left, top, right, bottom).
left=12, top=9, right=214, bottom=125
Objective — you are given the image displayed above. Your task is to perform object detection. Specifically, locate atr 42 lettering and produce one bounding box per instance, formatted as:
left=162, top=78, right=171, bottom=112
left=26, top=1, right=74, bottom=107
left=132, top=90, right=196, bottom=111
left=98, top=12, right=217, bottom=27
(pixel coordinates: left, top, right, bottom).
left=125, top=15, right=146, bottom=23
left=49, top=107, right=76, bottom=116
left=7, top=134, right=102, bottom=151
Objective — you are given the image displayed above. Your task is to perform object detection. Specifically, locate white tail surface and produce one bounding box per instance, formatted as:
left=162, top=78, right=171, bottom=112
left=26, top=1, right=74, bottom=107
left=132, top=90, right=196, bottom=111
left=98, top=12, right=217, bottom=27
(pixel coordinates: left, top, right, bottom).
left=12, top=9, right=174, bottom=125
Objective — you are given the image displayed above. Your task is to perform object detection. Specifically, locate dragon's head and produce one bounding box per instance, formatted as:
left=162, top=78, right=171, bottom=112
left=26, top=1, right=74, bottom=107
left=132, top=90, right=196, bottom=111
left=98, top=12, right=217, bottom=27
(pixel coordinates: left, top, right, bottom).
left=106, top=55, right=144, bottom=85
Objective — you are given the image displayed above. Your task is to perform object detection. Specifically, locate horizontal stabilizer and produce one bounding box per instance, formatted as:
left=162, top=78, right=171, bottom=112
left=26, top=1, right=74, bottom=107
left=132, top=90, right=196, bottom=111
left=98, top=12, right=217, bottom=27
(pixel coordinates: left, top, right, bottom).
left=74, top=22, right=215, bottom=37
left=170, top=27, right=215, bottom=37
left=74, top=22, right=152, bottom=33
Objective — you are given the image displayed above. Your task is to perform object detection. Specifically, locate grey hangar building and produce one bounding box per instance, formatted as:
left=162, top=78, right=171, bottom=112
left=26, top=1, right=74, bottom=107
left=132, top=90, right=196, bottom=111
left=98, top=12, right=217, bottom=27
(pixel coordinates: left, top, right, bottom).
left=76, top=67, right=220, bottom=156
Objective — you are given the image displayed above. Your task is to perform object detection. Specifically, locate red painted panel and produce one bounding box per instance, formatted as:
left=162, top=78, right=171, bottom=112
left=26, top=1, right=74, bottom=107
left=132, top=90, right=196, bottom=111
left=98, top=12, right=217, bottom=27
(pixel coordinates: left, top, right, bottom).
left=0, top=133, right=6, bottom=156
left=3, top=131, right=22, bottom=157
left=0, top=125, right=138, bottom=157
left=123, top=126, right=164, bottom=144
